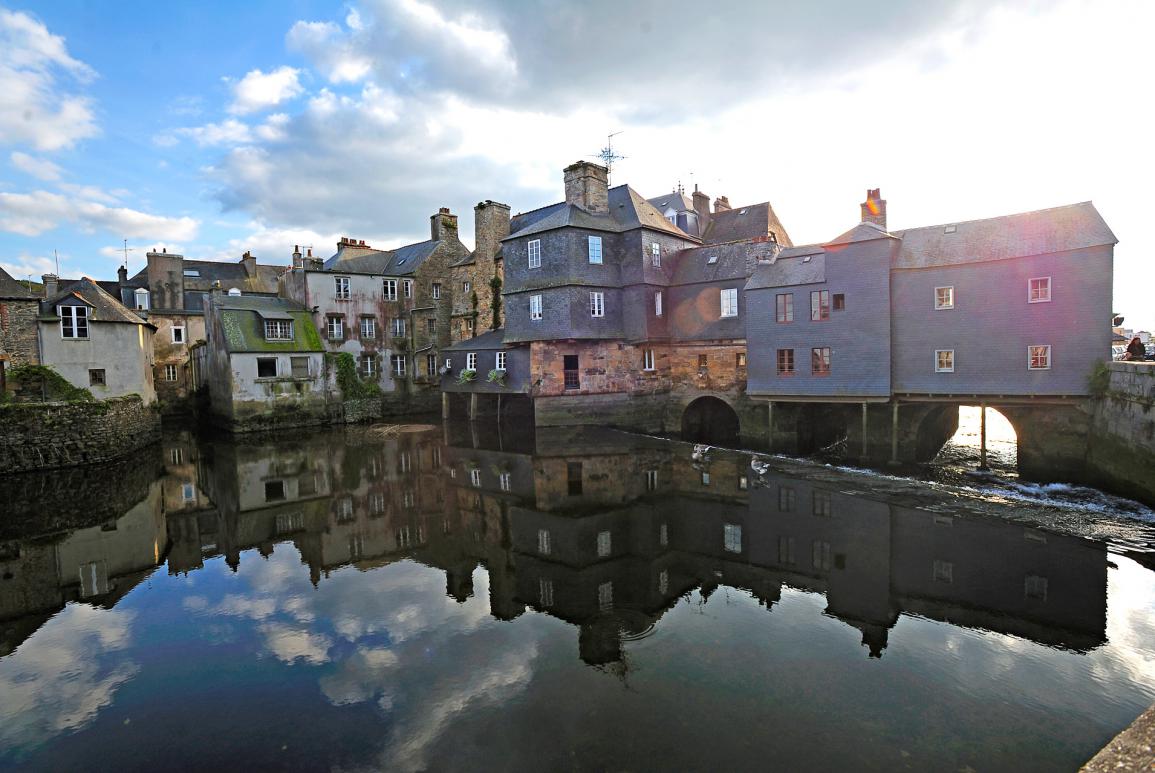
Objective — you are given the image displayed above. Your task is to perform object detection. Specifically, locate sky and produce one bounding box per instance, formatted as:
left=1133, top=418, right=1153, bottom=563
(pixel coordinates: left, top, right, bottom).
left=0, top=0, right=1151, bottom=328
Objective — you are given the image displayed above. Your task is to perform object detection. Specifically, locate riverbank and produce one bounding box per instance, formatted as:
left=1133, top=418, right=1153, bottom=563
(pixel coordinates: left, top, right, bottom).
left=1082, top=702, right=1155, bottom=771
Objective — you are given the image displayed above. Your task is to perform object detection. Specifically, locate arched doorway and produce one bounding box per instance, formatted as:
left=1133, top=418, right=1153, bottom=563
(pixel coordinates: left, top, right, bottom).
left=681, top=396, right=740, bottom=445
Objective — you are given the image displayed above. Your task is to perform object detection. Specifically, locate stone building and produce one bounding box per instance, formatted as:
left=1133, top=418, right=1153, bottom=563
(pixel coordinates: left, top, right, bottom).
left=447, top=199, right=510, bottom=341
left=37, top=275, right=157, bottom=403
left=119, top=249, right=286, bottom=411
left=0, top=267, right=40, bottom=387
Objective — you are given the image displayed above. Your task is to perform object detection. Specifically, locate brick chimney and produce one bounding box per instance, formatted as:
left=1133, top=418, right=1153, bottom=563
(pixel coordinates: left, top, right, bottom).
left=41, top=273, right=58, bottom=299
left=563, top=161, right=609, bottom=214
left=292, top=244, right=303, bottom=269
left=860, top=188, right=887, bottom=230
left=240, top=250, right=257, bottom=278
left=117, top=265, right=128, bottom=284
left=430, top=207, right=459, bottom=242
left=474, top=200, right=511, bottom=264
left=692, top=186, right=711, bottom=233
left=713, top=196, right=731, bottom=212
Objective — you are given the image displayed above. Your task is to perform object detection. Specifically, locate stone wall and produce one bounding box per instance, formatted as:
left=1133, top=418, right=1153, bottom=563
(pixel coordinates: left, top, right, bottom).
left=0, top=300, right=40, bottom=367
left=1085, top=362, right=1155, bottom=504
left=0, top=395, right=161, bottom=474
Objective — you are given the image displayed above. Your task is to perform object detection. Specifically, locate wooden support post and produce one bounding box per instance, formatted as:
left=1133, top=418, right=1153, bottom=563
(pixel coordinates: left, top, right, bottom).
left=469, top=393, right=478, bottom=421
left=890, top=401, right=899, bottom=465
left=767, top=401, right=774, bottom=453
left=497, top=393, right=503, bottom=423
left=442, top=391, right=449, bottom=420
left=861, top=402, right=869, bottom=459
left=979, top=403, right=989, bottom=470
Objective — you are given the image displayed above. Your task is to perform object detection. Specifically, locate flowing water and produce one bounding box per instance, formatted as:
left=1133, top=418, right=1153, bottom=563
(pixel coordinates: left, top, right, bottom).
left=1, top=421, right=1154, bottom=772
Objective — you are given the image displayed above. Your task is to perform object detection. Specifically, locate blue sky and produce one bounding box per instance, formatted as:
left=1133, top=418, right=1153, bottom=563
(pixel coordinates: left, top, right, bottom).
left=2, top=0, right=1152, bottom=329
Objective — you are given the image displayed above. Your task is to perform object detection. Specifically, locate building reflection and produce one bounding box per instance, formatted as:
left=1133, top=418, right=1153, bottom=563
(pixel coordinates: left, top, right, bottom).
left=0, top=420, right=1109, bottom=665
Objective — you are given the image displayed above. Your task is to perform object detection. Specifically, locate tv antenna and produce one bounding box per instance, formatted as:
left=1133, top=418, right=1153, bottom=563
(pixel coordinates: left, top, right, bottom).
left=122, top=239, right=136, bottom=271
left=591, top=131, right=626, bottom=183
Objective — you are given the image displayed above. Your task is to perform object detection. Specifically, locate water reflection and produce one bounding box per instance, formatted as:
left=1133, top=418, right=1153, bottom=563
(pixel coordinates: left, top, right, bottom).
left=0, top=420, right=1151, bottom=770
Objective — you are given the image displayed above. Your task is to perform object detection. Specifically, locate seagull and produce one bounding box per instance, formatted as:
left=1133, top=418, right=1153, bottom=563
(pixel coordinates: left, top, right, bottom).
left=692, top=444, right=712, bottom=462
left=750, top=458, right=770, bottom=476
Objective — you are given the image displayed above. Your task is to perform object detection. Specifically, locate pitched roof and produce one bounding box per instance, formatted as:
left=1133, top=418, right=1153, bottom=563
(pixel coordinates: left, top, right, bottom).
left=703, top=202, right=793, bottom=247
left=40, top=277, right=150, bottom=326
left=0, top=267, right=35, bottom=299
left=746, top=252, right=827, bottom=290
left=826, top=221, right=896, bottom=246
left=646, top=191, right=695, bottom=213
left=672, top=240, right=780, bottom=285
left=213, top=296, right=323, bottom=354
left=323, top=239, right=443, bottom=276
left=443, top=328, right=511, bottom=351
left=892, top=201, right=1117, bottom=269
left=507, top=185, right=698, bottom=241
left=126, top=258, right=287, bottom=295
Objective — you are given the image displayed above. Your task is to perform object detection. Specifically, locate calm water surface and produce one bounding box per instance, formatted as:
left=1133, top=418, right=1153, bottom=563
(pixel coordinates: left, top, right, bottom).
left=1, top=421, right=1154, bottom=772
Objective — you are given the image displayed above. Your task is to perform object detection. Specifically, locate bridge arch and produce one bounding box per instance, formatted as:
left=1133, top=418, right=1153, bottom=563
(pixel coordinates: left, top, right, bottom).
left=681, top=396, right=741, bottom=445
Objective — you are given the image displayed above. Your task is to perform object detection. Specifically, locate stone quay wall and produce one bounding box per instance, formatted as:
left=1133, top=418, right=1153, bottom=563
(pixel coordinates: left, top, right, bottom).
left=1085, top=362, right=1155, bottom=504
left=0, top=395, right=161, bottom=474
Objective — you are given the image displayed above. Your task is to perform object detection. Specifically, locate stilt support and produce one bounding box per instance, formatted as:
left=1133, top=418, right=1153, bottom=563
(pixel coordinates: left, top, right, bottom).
left=979, top=403, right=989, bottom=471
left=890, top=401, right=900, bottom=465
left=861, top=402, right=869, bottom=459
left=442, top=391, right=450, bottom=420
left=767, top=401, right=774, bottom=453
left=469, top=393, right=478, bottom=421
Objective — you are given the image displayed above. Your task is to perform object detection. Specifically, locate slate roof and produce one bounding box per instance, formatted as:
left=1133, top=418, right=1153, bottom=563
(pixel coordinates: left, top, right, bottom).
left=126, top=258, right=286, bottom=295
left=443, top=328, right=511, bottom=351
left=673, top=240, right=780, bottom=285
left=40, top=277, right=151, bottom=326
left=646, top=191, right=695, bottom=214
left=746, top=252, right=827, bottom=290
left=213, top=296, right=323, bottom=354
left=507, top=185, right=697, bottom=241
left=892, top=201, right=1117, bottom=269
left=703, top=202, right=793, bottom=247
left=0, top=267, right=36, bottom=299
left=323, top=239, right=442, bottom=276
left=826, top=221, right=896, bottom=246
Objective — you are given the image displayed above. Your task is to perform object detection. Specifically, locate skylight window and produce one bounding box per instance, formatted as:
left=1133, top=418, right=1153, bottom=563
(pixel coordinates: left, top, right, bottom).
left=707, top=256, right=718, bottom=264
left=944, top=225, right=957, bottom=234
left=183, top=269, right=200, bottom=277
left=739, top=209, right=747, bottom=215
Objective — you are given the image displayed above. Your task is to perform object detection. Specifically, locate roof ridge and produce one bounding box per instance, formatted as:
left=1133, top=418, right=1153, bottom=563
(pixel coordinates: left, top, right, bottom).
left=896, top=201, right=1096, bottom=234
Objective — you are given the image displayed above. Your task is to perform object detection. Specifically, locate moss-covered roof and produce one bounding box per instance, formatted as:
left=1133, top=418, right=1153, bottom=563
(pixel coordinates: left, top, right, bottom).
left=219, top=308, right=323, bottom=353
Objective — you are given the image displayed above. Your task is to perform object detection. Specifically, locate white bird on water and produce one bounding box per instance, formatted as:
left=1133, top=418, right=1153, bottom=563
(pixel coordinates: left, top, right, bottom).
left=692, top=444, right=712, bottom=461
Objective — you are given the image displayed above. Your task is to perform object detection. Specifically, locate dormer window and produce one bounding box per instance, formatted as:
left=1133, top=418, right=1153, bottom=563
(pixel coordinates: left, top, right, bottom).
left=134, top=288, right=150, bottom=311
left=183, top=269, right=200, bottom=277
left=707, top=255, right=718, bottom=265
left=264, top=320, right=293, bottom=341
left=59, top=305, right=89, bottom=339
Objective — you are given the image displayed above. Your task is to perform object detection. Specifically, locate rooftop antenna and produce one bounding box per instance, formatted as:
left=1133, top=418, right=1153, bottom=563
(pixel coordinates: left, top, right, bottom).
left=121, top=239, right=136, bottom=272
left=592, top=131, right=626, bottom=184
left=54, top=249, right=60, bottom=276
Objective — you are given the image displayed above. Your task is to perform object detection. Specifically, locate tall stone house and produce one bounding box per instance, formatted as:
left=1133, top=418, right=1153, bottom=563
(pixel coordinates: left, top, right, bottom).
left=0, top=267, right=40, bottom=389
left=119, top=249, right=286, bottom=410
left=278, top=209, right=471, bottom=406
left=447, top=200, right=510, bottom=341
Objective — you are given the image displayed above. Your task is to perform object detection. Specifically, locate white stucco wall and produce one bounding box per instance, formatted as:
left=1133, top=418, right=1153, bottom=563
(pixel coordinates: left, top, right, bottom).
left=38, top=319, right=157, bottom=404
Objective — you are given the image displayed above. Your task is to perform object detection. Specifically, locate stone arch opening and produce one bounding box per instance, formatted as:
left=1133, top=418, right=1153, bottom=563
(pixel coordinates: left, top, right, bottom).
left=931, top=405, right=1019, bottom=473
left=681, top=396, right=740, bottom=445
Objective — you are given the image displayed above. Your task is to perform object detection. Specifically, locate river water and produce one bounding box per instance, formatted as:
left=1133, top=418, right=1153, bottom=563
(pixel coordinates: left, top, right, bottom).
left=1, top=420, right=1154, bottom=772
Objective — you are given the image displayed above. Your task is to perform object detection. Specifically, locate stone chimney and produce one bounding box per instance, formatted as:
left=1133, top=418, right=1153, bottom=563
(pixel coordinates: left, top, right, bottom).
left=563, top=161, right=609, bottom=214
left=474, top=200, right=511, bottom=264
left=430, top=207, right=459, bottom=242
left=210, top=280, right=223, bottom=301
left=42, top=273, right=58, bottom=299
left=240, top=250, right=257, bottom=278
left=713, top=196, right=731, bottom=212
left=117, top=265, right=128, bottom=284
left=860, top=188, right=887, bottom=230
left=692, top=186, right=711, bottom=231
left=292, top=245, right=303, bottom=269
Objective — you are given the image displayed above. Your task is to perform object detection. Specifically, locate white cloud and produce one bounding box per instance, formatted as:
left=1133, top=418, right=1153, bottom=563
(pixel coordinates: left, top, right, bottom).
left=0, top=189, right=199, bottom=240
left=167, top=118, right=253, bottom=147
left=0, top=9, right=98, bottom=151
left=228, top=66, right=304, bottom=115
left=286, top=20, right=373, bottom=84
left=10, top=151, right=62, bottom=180
left=258, top=621, right=332, bottom=665
left=0, top=253, right=61, bottom=282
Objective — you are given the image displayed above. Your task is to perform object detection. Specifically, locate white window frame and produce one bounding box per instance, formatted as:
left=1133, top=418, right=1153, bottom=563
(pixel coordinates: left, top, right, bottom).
left=391, top=317, right=406, bottom=337
left=495, top=351, right=506, bottom=370
left=643, top=349, right=655, bottom=371
left=655, top=291, right=663, bottom=317
left=164, top=364, right=178, bottom=381
left=720, top=288, right=738, bottom=318
left=590, top=291, right=605, bottom=318
left=470, top=468, right=482, bottom=487
left=466, top=352, right=477, bottom=370
left=383, top=279, right=398, bottom=301
left=530, top=294, right=542, bottom=320
left=431, top=282, right=441, bottom=300
left=935, top=286, right=955, bottom=310
left=528, top=239, right=542, bottom=269
left=265, top=319, right=293, bottom=341
left=360, top=354, right=376, bottom=377
left=171, top=324, right=186, bottom=344
left=134, top=288, right=150, bottom=310
left=59, top=305, right=89, bottom=339
left=444, top=358, right=452, bottom=370
left=499, top=472, right=512, bottom=492
left=360, top=317, right=376, bottom=339
left=403, top=280, right=413, bottom=299
left=334, top=276, right=351, bottom=300
left=1028, top=276, right=1051, bottom=303
left=326, top=317, right=343, bottom=340
left=537, top=529, right=551, bottom=555
left=1028, top=344, right=1051, bottom=370
left=723, top=524, right=742, bottom=553
left=935, top=349, right=955, bottom=373
left=392, top=354, right=407, bottom=376
left=588, top=235, right=603, bottom=264
left=463, top=280, right=471, bottom=293
left=646, top=469, right=658, bottom=491
left=651, top=243, right=661, bottom=267
left=597, top=530, right=612, bottom=557
left=427, top=353, right=437, bottom=376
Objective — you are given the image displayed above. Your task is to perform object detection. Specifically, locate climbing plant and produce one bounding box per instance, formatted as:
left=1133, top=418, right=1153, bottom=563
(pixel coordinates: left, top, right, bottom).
left=329, top=352, right=381, bottom=399
left=489, top=275, right=503, bottom=330
left=4, top=364, right=93, bottom=402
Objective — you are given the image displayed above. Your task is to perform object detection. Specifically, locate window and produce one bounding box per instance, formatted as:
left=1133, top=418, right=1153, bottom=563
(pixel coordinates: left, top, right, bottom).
left=935, top=286, right=955, bottom=310
left=445, top=358, right=452, bottom=370
left=383, top=279, right=398, bottom=301
left=426, top=318, right=437, bottom=335
left=811, top=290, right=830, bottom=321
left=701, top=471, right=711, bottom=485
left=720, top=288, right=738, bottom=318
left=78, top=561, right=109, bottom=598
left=360, top=355, right=376, bottom=377
left=563, top=354, right=579, bottom=390
left=645, top=469, right=658, bottom=491
left=134, top=288, right=149, bottom=310
left=291, top=356, right=310, bottom=378
left=466, top=352, right=477, bottom=370
left=723, top=524, right=742, bottom=553
left=813, top=540, right=832, bottom=571
left=643, top=349, right=655, bottom=370
left=183, top=268, right=200, bottom=277
left=530, top=294, right=543, bottom=320
left=528, top=239, right=542, bottom=268
left=778, top=536, right=796, bottom=566
left=326, top=316, right=343, bottom=340
left=778, top=486, right=796, bottom=512
left=567, top=461, right=583, bottom=495
left=90, top=368, right=107, bottom=386
left=336, top=497, right=354, bottom=523
left=736, top=352, right=746, bottom=368
left=651, top=243, right=661, bottom=267
left=265, top=480, right=285, bottom=501
left=403, top=280, right=413, bottom=299
left=163, top=364, right=177, bottom=382
left=698, top=353, right=708, bottom=371
left=1024, top=575, right=1048, bottom=601
left=334, top=276, right=351, bottom=299
left=659, top=522, right=668, bottom=546
left=257, top=358, right=277, bottom=378
left=470, top=467, right=482, bottom=487
left=707, top=255, right=718, bottom=265
left=935, top=349, right=955, bottom=373
left=465, top=318, right=474, bottom=333
left=1029, top=277, right=1051, bottom=303
left=499, top=472, right=512, bottom=492
left=933, top=560, right=953, bottom=583
left=426, top=353, right=437, bottom=375
left=539, top=578, right=554, bottom=607
left=182, top=483, right=195, bottom=503
left=276, top=511, right=304, bottom=534
left=59, top=305, right=89, bottom=339
left=172, top=324, right=186, bottom=344
left=391, top=317, right=406, bottom=337
left=597, top=530, right=612, bottom=557
left=170, top=447, right=184, bottom=465
left=813, top=491, right=832, bottom=517
left=654, top=290, right=663, bottom=316
left=833, top=293, right=845, bottom=311
left=658, top=570, right=669, bottom=594
left=590, top=291, right=605, bottom=318
left=598, top=581, right=613, bottom=612
left=537, top=529, right=552, bottom=555
left=392, top=355, right=407, bottom=376
left=1028, top=345, right=1051, bottom=370
left=588, top=235, right=603, bottom=264
left=264, top=319, right=292, bottom=341
left=463, top=281, right=471, bottom=294
left=777, top=348, right=795, bottom=376
left=776, top=293, right=794, bottom=323
left=431, top=282, right=441, bottom=300
left=495, top=351, right=506, bottom=370
left=811, top=347, right=831, bottom=376
left=360, top=317, right=376, bottom=339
